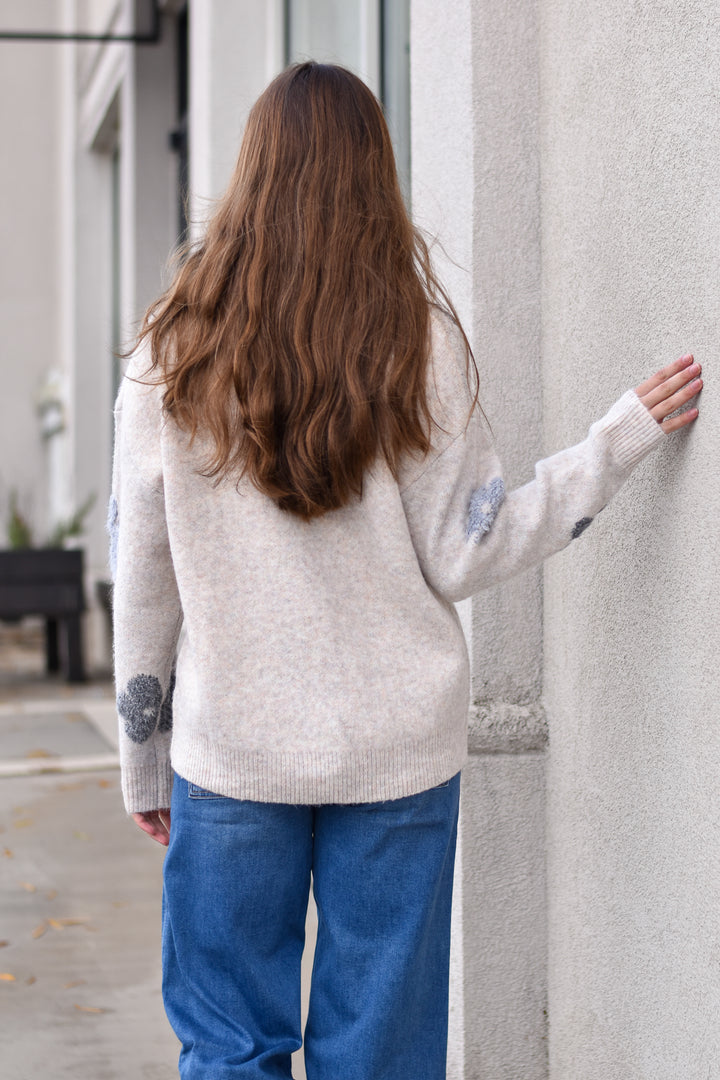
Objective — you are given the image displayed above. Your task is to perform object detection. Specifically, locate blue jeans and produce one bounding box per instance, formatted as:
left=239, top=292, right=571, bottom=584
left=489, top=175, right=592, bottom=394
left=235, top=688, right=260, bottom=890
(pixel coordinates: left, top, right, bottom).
left=162, top=771, right=461, bottom=1079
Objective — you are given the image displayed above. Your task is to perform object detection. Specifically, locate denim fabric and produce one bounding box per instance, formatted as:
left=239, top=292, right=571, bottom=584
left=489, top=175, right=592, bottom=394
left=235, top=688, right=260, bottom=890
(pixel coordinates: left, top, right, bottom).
left=162, top=772, right=461, bottom=1079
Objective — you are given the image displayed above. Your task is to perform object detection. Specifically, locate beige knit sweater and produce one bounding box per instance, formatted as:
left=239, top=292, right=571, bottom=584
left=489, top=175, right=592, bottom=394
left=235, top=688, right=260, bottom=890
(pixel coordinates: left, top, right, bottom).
left=110, top=313, right=665, bottom=813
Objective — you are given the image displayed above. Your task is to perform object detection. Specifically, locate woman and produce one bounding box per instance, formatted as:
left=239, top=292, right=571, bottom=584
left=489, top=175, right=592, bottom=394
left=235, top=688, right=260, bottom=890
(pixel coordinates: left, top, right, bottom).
left=110, top=62, right=701, bottom=1079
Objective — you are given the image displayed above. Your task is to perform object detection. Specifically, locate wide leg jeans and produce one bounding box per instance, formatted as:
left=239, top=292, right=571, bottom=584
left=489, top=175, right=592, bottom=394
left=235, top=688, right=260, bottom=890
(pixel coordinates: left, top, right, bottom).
left=162, top=771, right=461, bottom=1079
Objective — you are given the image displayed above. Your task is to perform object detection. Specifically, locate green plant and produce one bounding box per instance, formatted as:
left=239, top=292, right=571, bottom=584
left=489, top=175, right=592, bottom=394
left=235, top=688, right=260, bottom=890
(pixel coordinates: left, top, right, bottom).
left=47, top=493, right=97, bottom=548
left=7, top=490, right=33, bottom=549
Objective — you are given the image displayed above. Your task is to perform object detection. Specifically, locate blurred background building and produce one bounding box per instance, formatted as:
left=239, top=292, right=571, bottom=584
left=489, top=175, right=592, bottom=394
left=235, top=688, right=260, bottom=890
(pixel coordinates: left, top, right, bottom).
left=0, top=1, right=718, bottom=1077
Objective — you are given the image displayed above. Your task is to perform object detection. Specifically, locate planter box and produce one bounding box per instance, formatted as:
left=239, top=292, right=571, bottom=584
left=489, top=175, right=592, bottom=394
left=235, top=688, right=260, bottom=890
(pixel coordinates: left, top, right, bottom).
left=0, top=549, right=86, bottom=683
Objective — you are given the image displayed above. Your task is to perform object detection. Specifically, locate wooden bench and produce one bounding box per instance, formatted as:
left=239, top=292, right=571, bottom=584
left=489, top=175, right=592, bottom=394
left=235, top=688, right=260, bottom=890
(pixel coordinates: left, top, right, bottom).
left=0, top=549, right=86, bottom=683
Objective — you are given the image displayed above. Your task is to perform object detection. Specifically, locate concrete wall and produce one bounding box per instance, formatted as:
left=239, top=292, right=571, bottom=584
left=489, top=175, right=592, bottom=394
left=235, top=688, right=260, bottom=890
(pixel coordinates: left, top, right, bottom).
left=414, top=0, right=719, bottom=1077
left=0, top=1, right=62, bottom=545
left=412, top=2, right=548, bottom=1076
left=541, top=3, right=720, bottom=1077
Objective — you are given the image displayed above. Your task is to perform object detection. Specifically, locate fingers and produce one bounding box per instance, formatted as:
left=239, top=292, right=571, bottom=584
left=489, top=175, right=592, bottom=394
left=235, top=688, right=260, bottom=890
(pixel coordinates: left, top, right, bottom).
left=661, top=406, right=700, bottom=434
left=635, top=353, right=702, bottom=429
left=641, top=361, right=701, bottom=415
left=131, top=810, right=171, bottom=846
left=634, top=354, right=695, bottom=399
left=650, top=376, right=702, bottom=422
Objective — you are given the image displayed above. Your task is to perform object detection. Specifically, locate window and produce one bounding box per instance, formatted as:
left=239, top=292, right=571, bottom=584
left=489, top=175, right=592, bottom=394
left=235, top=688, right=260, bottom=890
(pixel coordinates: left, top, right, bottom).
left=285, top=0, right=410, bottom=201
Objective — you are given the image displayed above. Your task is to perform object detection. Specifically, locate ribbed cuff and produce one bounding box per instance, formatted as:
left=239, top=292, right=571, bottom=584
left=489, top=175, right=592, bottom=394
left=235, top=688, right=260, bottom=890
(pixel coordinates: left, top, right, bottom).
left=121, top=757, right=174, bottom=814
left=596, top=389, right=666, bottom=471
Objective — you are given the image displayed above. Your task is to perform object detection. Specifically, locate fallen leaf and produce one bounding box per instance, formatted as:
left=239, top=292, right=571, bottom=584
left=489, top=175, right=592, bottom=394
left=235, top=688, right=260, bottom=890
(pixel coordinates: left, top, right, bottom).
left=0, top=941, right=8, bottom=948
left=25, top=748, right=56, bottom=759
left=13, top=819, right=35, bottom=829
left=63, top=979, right=86, bottom=989
left=26, top=976, right=36, bottom=985
left=46, top=889, right=58, bottom=901
left=11, top=807, right=27, bottom=816
left=97, top=779, right=113, bottom=789
left=111, top=900, right=129, bottom=908
left=56, top=781, right=83, bottom=792
left=73, top=1004, right=106, bottom=1014
left=19, top=882, right=37, bottom=893
left=73, top=830, right=91, bottom=842
left=65, top=712, right=86, bottom=724
left=2, top=848, right=13, bottom=858
left=48, top=917, right=91, bottom=930
left=31, top=923, right=47, bottom=939
left=0, top=973, right=16, bottom=981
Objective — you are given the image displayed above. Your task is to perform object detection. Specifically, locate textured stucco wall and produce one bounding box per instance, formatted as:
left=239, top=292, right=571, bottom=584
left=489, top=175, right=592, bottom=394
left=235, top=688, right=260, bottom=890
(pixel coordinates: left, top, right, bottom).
left=410, top=7, right=475, bottom=1075
left=541, top=3, right=720, bottom=1077
left=469, top=0, right=543, bottom=715
left=414, top=0, right=719, bottom=1075
left=413, top=2, right=548, bottom=1076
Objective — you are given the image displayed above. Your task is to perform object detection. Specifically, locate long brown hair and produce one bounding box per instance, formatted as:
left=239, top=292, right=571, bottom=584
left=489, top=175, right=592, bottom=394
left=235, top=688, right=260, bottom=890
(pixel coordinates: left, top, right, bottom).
left=136, top=61, right=478, bottom=520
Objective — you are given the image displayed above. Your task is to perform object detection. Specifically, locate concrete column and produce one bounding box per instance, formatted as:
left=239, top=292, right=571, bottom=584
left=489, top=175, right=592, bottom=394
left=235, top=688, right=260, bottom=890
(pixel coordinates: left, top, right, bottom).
left=541, top=3, right=720, bottom=1077
left=412, top=2, right=547, bottom=1076
left=0, top=1, right=62, bottom=542
left=132, top=26, right=178, bottom=316
left=56, top=1, right=177, bottom=667
left=57, top=1, right=122, bottom=668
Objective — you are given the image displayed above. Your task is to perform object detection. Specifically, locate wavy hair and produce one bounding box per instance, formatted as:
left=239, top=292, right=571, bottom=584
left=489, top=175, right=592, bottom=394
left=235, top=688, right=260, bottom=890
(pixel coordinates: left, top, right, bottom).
left=134, top=61, right=478, bottom=520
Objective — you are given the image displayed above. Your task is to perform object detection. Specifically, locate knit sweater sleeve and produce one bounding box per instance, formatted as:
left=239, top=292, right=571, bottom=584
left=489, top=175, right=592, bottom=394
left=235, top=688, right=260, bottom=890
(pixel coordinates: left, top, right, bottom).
left=109, top=345, right=182, bottom=814
left=399, top=319, right=667, bottom=603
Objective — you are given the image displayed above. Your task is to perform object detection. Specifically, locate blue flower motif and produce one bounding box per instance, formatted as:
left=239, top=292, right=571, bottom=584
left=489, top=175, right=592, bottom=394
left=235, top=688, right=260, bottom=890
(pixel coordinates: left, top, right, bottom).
left=158, top=668, right=176, bottom=733
left=117, top=674, right=163, bottom=744
left=106, top=495, right=119, bottom=582
left=467, top=478, right=505, bottom=544
left=571, top=516, right=594, bottom=540
left=118, top=672, right=176, bottom=743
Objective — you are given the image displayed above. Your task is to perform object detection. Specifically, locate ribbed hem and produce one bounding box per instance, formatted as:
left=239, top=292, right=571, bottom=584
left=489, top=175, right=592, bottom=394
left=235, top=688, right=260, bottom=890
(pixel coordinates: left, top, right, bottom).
left=122, top=758, right=174, bottom=814
left=170, top=727, right=469, bottom=806
left=597, top=389, right=666, bottom=470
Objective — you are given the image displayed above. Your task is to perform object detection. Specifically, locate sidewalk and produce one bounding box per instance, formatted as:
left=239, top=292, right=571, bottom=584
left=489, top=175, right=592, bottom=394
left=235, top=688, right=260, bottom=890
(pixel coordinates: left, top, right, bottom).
left=0, top=623, right=316, bottom=1080
left=0, top=623, right=179, bottom=1079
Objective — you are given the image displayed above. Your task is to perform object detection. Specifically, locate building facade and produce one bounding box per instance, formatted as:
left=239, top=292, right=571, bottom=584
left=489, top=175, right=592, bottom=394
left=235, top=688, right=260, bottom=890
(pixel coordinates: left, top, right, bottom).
left=1, top=1, right=718, bottom=1076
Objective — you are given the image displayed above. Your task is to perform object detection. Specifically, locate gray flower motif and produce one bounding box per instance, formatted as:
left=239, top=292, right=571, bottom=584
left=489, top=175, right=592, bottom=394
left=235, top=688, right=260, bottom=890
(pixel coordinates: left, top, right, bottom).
left=467, top=478, right=506, bottom=544
left=158, top=668, right=176, bottom=733
left=106, top=495, right=119, bottom=582
left=117, top=674, right=163, bottom=744
left=571, top=516, right=594, bottom=540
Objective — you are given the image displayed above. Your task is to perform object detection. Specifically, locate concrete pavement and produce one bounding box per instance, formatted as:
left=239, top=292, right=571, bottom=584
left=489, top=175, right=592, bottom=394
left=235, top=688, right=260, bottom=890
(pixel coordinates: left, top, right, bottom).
left=0, top=622, right=180, bottom=1078
left=0, top=767, right=178, bottom=1079
left=0, top=622, right=315, bottom=1080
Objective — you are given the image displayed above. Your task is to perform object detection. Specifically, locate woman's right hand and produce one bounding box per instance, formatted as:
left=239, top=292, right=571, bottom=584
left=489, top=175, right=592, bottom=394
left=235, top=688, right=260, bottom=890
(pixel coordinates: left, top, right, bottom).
left=131, top=809, right=171, bottom=846
left=635, top=354, right=702, bottom=433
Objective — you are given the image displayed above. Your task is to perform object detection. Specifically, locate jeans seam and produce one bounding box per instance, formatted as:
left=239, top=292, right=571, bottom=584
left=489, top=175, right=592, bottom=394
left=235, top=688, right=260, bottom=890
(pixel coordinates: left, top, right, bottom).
left=188, top=783, right=226, bottom=800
